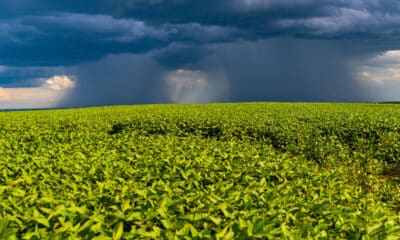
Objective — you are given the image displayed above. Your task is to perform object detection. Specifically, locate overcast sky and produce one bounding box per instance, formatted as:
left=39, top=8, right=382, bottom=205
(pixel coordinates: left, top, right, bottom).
left=1, top=0, right=400, bottom=108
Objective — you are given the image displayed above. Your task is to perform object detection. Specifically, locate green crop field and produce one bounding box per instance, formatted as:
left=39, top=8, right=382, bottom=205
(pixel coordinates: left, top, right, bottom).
left=1, top=103, right=400, bottom=239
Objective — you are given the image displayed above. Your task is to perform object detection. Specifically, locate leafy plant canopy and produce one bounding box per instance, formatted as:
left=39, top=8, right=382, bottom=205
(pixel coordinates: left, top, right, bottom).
left=1, top=103, right=400, bottom=239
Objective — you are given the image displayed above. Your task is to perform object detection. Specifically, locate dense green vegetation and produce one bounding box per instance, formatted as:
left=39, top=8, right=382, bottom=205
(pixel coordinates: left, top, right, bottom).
left=1, top=103, right=400, bottom=239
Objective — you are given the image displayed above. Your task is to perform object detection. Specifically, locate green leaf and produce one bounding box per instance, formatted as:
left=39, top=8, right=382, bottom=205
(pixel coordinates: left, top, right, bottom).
left=35, top=217, right=50, bottom=228
left=113, top=222, right=124, bottom=240
left=367, top=223, right=384, bottom=236
left=210, top=216, right=222, bottom=226
left=216, top=225, right=229, bottom=240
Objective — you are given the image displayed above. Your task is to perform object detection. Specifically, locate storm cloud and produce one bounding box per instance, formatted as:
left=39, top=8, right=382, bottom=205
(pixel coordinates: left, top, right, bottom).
left=1, top=0, right=400, bottom=108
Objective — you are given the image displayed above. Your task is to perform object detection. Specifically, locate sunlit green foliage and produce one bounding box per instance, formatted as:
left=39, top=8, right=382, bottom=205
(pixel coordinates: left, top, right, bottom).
left=1, top=103, right=400, bottom=239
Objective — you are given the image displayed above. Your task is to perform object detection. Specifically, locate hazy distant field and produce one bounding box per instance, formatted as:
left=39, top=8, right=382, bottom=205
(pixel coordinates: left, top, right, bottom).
left=1, top=103, right=400, bottom=239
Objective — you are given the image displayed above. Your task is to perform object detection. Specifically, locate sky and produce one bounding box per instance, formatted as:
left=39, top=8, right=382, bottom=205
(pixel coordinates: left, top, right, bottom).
left=1, top=0, right=400, bottom=109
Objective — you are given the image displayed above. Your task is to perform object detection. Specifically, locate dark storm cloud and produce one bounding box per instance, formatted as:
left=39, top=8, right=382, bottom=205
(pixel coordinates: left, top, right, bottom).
left=60, top=53, right=165, bottom=107
left=1, top=1, right=400, bottom=67
left=1, top=0, right=400, bottom=106
left=153, top=44, right=212, bottom=70
left=0, top=11, right=241, bottom=66
left=60, top=38, right=372, bottom=107
left=203, top=39, right=371, bottom=102
left=35, top=0, right=400, bottom=39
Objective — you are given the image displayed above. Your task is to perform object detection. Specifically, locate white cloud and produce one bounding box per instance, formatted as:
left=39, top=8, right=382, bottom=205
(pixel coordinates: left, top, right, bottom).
left=42, top=75, right=76, bottom=91
left=164, top=69, right=229, bottom=103
left=357, top=50, right=400, bottom=101
left=358, top=50, right=400, bottom=84
left=0, top=75, right=76, bottom=109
